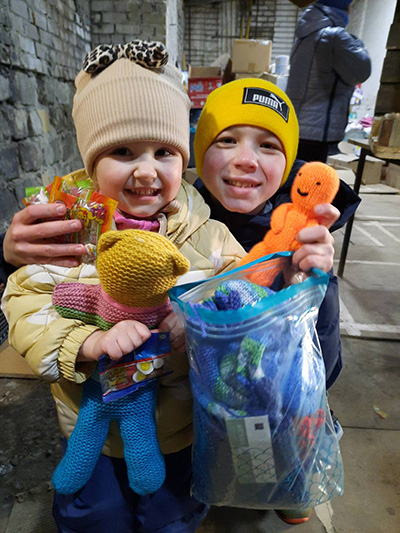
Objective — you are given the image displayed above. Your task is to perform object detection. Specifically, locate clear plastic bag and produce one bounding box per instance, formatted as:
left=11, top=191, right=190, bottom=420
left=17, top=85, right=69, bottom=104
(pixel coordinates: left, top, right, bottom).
left=170, top=253, right=344, bottom=509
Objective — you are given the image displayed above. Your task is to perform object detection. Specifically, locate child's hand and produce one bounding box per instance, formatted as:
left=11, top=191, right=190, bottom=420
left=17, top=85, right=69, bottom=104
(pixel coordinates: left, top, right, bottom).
left=4, top=204, right=85, bottom=268
left=157, top=311, right=186, bottom=353
left=312, top=203, right=341, bottom=230
left=78, top=320, right=152, bottom=362
left=292, top=204, right=340, bottom=273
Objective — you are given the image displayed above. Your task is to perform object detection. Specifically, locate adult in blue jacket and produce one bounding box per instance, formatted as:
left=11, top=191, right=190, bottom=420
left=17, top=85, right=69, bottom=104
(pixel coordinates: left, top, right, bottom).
left=286, top=0, right=371, bottom=162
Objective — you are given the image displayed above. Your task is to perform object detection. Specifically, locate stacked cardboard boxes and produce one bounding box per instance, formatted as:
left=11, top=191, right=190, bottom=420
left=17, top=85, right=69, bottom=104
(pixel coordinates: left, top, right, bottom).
left=370, top=113, right=400, bottom=159
left=374, top=3, right=400, bottom=116
left=385, top=162, right=400, bottom=189
left=188, top=65, right=223, bottom=109
left=327, top=153, right=384, bottom=185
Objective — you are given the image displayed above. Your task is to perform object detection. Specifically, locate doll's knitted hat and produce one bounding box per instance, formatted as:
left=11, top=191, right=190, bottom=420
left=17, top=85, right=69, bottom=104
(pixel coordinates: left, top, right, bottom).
left=96, top=229, right=190, bottom=307
left=193, top=78, right=299, bottom=186
left=72, top=40, right=191, bottom=177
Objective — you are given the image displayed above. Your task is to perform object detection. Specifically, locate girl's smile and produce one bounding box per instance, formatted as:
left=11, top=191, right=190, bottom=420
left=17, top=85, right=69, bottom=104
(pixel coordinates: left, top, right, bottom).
left=95, top=141, right=183, bottom=218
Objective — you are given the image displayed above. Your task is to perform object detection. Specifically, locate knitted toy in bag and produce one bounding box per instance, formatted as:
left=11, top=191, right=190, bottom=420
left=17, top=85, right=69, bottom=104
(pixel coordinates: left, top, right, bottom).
left=240, top=162, right=340, bottom=285
left=185, top=276, right=339, bottom=508
left=51, top=229, right=190, bottom=495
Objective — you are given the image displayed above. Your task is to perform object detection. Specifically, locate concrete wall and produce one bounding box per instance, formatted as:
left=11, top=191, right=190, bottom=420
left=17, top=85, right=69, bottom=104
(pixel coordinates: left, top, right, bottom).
left=347, top=0, right=397, bottom=119
left=166, top=0, right=184, bottom=66
left=183, top=0, right=300, bottom=67
left=0, top=0, right=183, bottom=232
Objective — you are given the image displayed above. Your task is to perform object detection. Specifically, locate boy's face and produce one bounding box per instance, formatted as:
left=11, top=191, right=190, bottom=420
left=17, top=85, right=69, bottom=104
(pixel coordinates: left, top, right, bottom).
left=202, top=126, right=286, bottom=215
left=95, top=141, right=183, bottom=218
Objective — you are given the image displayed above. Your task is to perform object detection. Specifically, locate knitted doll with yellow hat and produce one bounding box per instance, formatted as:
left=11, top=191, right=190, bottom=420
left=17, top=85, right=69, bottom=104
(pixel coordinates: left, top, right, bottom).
left=51, top=229, right=190, bottom=495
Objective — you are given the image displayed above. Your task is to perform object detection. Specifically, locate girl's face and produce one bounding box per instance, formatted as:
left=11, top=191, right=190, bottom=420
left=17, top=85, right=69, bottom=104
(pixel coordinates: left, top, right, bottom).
left=202, top=125, right=286, bottom=215
left=95, top=141, right=183, bottom=218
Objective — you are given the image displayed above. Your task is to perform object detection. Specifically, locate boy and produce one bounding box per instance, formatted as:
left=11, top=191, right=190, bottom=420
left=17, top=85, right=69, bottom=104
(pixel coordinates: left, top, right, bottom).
left=193, top=78, right=360, bottom=524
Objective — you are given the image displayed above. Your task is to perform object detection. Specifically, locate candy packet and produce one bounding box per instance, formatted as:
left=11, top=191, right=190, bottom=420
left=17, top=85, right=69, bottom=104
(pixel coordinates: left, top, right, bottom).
left=23, top=184, right=52, bottom=206
left=22, top=175, right=118, bottom=263
left=73, top=190, right=118, bottom=263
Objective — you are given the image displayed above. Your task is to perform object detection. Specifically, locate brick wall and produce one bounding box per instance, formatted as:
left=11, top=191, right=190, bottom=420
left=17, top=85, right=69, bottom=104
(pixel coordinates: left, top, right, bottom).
left=91, top=0, right=168, bottom=45
left=0, top=0, right=90, bottom=231
left=0, top=0, right=183, bottom=232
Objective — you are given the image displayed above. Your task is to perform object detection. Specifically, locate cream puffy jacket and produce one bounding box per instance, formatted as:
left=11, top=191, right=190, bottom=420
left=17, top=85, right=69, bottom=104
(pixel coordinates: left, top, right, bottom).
left=2, top=176, right=245, bottom=457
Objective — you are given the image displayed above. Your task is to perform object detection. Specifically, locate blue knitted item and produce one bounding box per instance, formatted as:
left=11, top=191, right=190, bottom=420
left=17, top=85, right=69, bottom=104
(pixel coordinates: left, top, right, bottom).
left=52, top=282, right=168, bottom=496
left=52, top=376, right=163, bottom=495
left=186, top=279, right=331, bottom=508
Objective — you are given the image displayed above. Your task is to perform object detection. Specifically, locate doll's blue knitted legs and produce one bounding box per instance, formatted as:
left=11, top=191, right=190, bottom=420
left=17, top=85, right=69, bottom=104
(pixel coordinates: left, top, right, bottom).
left=118, top=381, right=165, bottom=495
left=53, top=377, right=165, bottom=495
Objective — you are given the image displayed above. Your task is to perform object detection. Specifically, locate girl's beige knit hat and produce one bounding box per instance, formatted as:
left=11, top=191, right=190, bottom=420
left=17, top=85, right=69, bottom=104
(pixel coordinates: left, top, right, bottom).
left=72, top=49, right=190, bottom=176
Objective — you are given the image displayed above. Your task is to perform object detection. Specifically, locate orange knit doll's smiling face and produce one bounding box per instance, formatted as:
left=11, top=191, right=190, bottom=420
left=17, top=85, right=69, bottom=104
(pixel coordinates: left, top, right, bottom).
left=291, top=162, right=340, bottom=212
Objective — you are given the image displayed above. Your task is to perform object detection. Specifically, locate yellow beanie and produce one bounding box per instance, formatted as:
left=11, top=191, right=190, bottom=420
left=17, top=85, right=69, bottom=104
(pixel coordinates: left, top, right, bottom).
left=73, top=57, right=190, bottom=177
left=193, top=78, right=299, bottom=186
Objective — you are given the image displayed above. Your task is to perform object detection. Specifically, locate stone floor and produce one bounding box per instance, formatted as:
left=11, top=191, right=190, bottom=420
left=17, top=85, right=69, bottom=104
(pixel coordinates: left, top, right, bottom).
left=1, top=182, right=399, bottom=532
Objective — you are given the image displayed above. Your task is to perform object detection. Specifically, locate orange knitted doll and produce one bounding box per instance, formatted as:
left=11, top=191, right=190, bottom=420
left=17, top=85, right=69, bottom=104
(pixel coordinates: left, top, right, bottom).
left=240, top=162, right=340, bottom=284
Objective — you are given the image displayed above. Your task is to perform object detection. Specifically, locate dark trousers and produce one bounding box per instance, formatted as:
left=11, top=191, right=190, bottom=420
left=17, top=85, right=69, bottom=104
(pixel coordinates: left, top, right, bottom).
left=53, top=443, right=209, bottom=533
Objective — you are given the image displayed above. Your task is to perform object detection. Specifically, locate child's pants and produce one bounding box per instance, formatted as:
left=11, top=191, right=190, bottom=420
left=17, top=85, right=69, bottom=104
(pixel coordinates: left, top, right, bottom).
left=53, top=443, right=209, bottom=533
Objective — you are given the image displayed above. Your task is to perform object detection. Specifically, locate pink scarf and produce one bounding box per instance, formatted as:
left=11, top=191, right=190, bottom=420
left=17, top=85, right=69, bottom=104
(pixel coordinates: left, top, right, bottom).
left=113, top=200, right=180, bottom=235
left=114, top=210, right=160, bottom=232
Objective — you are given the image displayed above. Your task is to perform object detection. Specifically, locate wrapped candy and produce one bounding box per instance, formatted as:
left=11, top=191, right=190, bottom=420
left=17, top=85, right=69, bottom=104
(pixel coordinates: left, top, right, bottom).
left=23, top=175, right=117, bottom=263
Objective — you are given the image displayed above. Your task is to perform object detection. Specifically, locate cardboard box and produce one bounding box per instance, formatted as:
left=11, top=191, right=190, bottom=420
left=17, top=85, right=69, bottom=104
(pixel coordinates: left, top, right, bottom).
left=188, top=77, right=222, bottom=108
left=233, top=71, right=288, bottom=90
left=0, top=340, right=36, bottom=378
left=370, top=113, right=400, bottom=158
left=380, top=50, right=400, bottom=83
left=375, top=82, right=400, bottom=115
left=234, top=71, right=269, bottom=80
left=210, top=54, right=234, bottom=84
left=232, top=39, right=272, bottom=74
left=327, top=153, right=359, bottom=170
left=385, top=162, right=400, bottom=189
left=328, top=153, right=384, bottom=185
left=188, top=65, right=222, bottom=78
left=387, top=23, right=400, bottom=49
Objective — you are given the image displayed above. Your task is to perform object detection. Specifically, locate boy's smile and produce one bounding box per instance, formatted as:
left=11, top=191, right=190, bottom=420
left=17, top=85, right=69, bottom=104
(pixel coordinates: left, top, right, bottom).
left=202, top=126, right=286, bottom=215
left=94, top=141, right=183, bottom=218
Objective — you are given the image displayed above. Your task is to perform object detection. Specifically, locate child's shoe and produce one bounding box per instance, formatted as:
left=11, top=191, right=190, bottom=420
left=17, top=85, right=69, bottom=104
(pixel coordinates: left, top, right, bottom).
left=275, top=508, right=312, bottom=524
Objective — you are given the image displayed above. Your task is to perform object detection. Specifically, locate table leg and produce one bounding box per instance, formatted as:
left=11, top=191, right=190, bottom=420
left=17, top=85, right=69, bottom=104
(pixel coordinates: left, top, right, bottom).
left=337, top=147, right=367, bottom=277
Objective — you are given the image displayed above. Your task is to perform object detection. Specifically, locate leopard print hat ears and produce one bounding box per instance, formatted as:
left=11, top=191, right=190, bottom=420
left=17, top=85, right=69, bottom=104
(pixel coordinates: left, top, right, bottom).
left=73, top=41, right=190, bottom=177
left=83, top=40, right=169, bottom=75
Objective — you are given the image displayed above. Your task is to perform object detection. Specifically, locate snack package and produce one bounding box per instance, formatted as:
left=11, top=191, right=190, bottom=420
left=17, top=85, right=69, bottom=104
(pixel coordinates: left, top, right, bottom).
left=98, top=332, right=172, bottom=402
left=170, top=253, right=344, bottom=510
left=23, top=185, right=52, bottom=206
left=73, top=190, right=118, bottom=263
left=23, top=175, right=118, bottom=263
